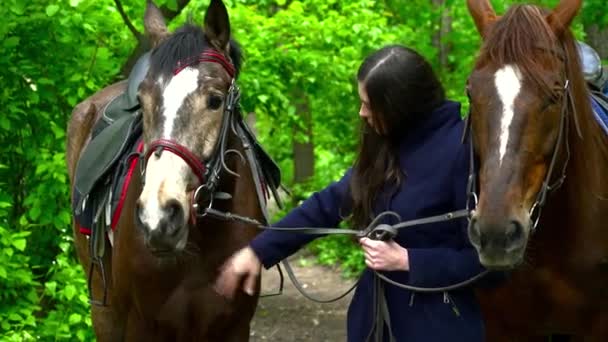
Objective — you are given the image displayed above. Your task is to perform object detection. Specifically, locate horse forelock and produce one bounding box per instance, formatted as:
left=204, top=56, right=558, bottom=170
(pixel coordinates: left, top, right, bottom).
left=477, top=5, right=562, bottom=97
left=149, top=24, right=242, bottom=79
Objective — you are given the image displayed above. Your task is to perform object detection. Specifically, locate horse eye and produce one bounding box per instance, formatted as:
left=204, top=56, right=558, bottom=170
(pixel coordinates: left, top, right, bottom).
left=207, top=95, right=223, bottom=110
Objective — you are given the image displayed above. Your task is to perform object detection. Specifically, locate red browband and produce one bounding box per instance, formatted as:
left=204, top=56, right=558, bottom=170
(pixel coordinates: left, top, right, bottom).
left=174, top=50, right=235, bottom=78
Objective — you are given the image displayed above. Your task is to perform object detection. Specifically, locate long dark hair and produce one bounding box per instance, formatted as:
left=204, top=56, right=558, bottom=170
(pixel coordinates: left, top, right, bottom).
left=349, top=45, right=445, bottom=228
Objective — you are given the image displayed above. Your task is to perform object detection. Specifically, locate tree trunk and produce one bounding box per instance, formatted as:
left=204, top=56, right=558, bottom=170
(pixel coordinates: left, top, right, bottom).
left=431, top=0, right=453, bottom=70
left=292, top=89, right=314, bottom=183
left=585, top=25, right=608, bottom=59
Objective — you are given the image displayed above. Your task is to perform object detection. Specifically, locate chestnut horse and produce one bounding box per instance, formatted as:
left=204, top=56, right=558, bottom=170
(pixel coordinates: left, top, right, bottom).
left=66, top=1, right=266, bottom=340
left=466, top=0, right=608, bottom=340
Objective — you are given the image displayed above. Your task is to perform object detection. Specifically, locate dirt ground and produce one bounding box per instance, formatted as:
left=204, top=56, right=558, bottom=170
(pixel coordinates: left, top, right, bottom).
left=249, top=252, right=356, bottom=342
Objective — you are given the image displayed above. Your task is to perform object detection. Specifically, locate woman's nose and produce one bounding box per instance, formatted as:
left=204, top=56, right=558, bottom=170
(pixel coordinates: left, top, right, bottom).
left=359, top=106, right=368, bottom=118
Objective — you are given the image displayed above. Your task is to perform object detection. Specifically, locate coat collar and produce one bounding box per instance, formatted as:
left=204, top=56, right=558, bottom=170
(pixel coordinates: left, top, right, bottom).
left=397, top=100, right=462, bottom=154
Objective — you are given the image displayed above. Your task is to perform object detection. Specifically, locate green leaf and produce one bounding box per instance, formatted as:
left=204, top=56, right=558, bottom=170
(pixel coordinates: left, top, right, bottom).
left=45, top=281, right=57, bottom=294
left=29, top=205, right=41, bottom=221
left=70, top=0, right=83, bottom=7
left=257, top=95, right=269, bottom=103
left=3, top=37, right=20, bottom=49
left=10, top=2, right=25, bottom=15
left=64, top=285, right=77, bottom=300
left=46, top=5, right=60, bottom=17
left=0, top=266, right=6, bottom=279
left=12, top=239, right=26, bottom=251
left=165, top=0, right=178, bottom=12
left=69, top=313, right=82, bottom=324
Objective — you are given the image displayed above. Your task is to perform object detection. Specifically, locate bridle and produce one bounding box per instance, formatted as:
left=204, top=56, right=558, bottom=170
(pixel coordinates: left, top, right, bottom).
left=463, top=49, right=577, bottom=232
left=142, top=50, right=244, bottom=225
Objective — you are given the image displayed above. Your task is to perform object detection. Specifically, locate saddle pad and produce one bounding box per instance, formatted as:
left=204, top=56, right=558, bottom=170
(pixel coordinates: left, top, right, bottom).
left=75, top=139, right=143, bottom=235
left=591, top=91, right=608, bottom=136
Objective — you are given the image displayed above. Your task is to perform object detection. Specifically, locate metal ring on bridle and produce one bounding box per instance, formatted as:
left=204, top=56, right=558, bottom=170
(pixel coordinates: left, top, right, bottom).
left=192, top=184, right=214, bottom=217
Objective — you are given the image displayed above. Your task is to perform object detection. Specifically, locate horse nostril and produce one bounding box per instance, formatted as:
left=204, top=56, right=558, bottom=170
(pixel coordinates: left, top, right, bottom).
left=506, top=220, right=525, bottom=249
left=468, top=217, right=481, bottom=246
left=163, top=199, right=184, bottom=224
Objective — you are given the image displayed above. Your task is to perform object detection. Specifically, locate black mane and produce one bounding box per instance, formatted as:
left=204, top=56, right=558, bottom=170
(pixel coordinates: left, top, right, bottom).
left=150, top=24, right=242, bottom=78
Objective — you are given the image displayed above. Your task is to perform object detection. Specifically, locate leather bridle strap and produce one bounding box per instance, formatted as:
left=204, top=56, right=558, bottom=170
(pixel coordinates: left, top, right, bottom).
left=465, top=79, right=572, bottom=232
left=145, top=139, right=206, bottom=184
left=529, top=80, right=571, bottom=229
left=174, top=50, right=235, bottom=77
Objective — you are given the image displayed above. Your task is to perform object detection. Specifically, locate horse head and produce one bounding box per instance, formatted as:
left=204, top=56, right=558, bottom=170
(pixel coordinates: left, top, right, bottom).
left=135, top=0, right=242, bottom=255
left=465, top=0, right=591, bottom=269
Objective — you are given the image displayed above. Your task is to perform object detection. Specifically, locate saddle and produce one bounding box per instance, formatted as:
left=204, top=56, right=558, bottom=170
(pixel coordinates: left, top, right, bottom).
left=72, top=53, right=151, bottom=235
left=72, top=51, right=283, bottom=236
left=590, top=89, right=608, bottom=136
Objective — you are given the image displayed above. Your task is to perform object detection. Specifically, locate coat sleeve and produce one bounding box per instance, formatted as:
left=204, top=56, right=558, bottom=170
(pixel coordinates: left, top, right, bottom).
left=406, top=142, right=488, bottom=288
left=249, top=169, right=352, bottom=269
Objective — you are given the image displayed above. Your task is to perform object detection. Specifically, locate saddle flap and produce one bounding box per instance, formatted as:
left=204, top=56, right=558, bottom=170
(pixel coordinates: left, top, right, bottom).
left=74, top=113, right=142, bottom=205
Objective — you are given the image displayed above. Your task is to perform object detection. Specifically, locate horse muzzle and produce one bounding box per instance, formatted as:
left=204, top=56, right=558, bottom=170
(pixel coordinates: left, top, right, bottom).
left=468, top=216, right=529, bottom=269
left=135, top=199, right=189, bottom=255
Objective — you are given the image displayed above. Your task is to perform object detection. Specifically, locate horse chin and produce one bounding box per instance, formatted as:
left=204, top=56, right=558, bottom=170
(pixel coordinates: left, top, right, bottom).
left=478, top=249, right=526, bottom=270
left=144, top=231, right=189, bottom=258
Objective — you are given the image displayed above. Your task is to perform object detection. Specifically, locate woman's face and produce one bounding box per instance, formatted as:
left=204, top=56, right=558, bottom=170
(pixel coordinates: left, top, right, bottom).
left=357, top=82, right=376, bottom=129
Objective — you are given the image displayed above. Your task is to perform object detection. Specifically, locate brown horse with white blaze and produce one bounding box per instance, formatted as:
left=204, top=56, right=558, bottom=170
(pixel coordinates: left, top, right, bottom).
left=466, top=0, right=608, bottom=340
left=66, top=1, right=264, bottom=340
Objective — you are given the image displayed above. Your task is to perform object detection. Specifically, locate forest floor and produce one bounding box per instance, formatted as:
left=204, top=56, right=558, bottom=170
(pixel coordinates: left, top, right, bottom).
left=249, top=252, right=356, bottom=342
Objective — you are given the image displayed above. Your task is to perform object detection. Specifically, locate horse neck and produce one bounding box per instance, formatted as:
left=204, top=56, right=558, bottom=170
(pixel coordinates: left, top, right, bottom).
left=568, top=93, right=608, bottom=178
left=562, top=90, right=608, bottom=228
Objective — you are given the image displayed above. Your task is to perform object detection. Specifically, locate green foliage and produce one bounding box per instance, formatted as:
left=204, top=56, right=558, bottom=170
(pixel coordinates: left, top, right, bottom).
left=1, top=0, right=606, bottom=337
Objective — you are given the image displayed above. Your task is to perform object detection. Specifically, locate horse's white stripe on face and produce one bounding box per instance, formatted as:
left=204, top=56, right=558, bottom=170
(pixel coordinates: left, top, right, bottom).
left=139, top=154, right=190, bottom=231
left=161, top=68, right=200, bottom=138
left=495, top=65, right=522, bottom=166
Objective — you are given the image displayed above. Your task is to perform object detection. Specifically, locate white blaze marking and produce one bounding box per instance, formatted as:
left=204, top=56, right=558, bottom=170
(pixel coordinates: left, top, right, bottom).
left=139, top=154, right=190, bottom=231
left=161, top=68, right=199, bottom=138
left=495, top=65, right=522, bottom=166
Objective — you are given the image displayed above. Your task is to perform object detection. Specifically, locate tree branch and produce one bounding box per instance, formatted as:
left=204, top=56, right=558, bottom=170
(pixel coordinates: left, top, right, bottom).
left=114, top=0, right=142, bottom=40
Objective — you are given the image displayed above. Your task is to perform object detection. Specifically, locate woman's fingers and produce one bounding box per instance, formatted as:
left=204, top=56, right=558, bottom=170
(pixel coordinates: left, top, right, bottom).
left=215, top=263, right=240, bottom=299
left=215, top=247, right=262, bottom=298
left=243, top=271, right=258, bottom=296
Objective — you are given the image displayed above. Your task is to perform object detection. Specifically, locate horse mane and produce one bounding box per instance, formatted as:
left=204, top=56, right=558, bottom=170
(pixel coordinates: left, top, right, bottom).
left=477, top=4, right=591, bottom=120
left=150, top=23, right=243, bottom=78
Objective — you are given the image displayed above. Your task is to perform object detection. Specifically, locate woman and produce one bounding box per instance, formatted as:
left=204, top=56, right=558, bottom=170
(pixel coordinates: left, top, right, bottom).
left=215, top=45, right=486, bottom=341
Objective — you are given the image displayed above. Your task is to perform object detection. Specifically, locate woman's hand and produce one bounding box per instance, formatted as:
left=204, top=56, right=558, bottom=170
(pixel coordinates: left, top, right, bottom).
left=214, top=247, right=261, bottom=299
left=359, top=238, right=409, bottom=271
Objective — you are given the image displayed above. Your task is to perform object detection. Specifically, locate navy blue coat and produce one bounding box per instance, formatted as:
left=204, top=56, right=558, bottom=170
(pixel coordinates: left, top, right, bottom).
left=250, top=101, right=486, bottom=342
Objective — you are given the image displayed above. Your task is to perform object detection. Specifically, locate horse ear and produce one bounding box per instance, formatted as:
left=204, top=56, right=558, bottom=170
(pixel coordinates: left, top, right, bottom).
left=547, top=0, right=581, bottom=33
left=144, top=1, right=168, bottom=48
left=466, top=0, right=497, bottom=39
left=204, top=0, right=231, bottom=51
